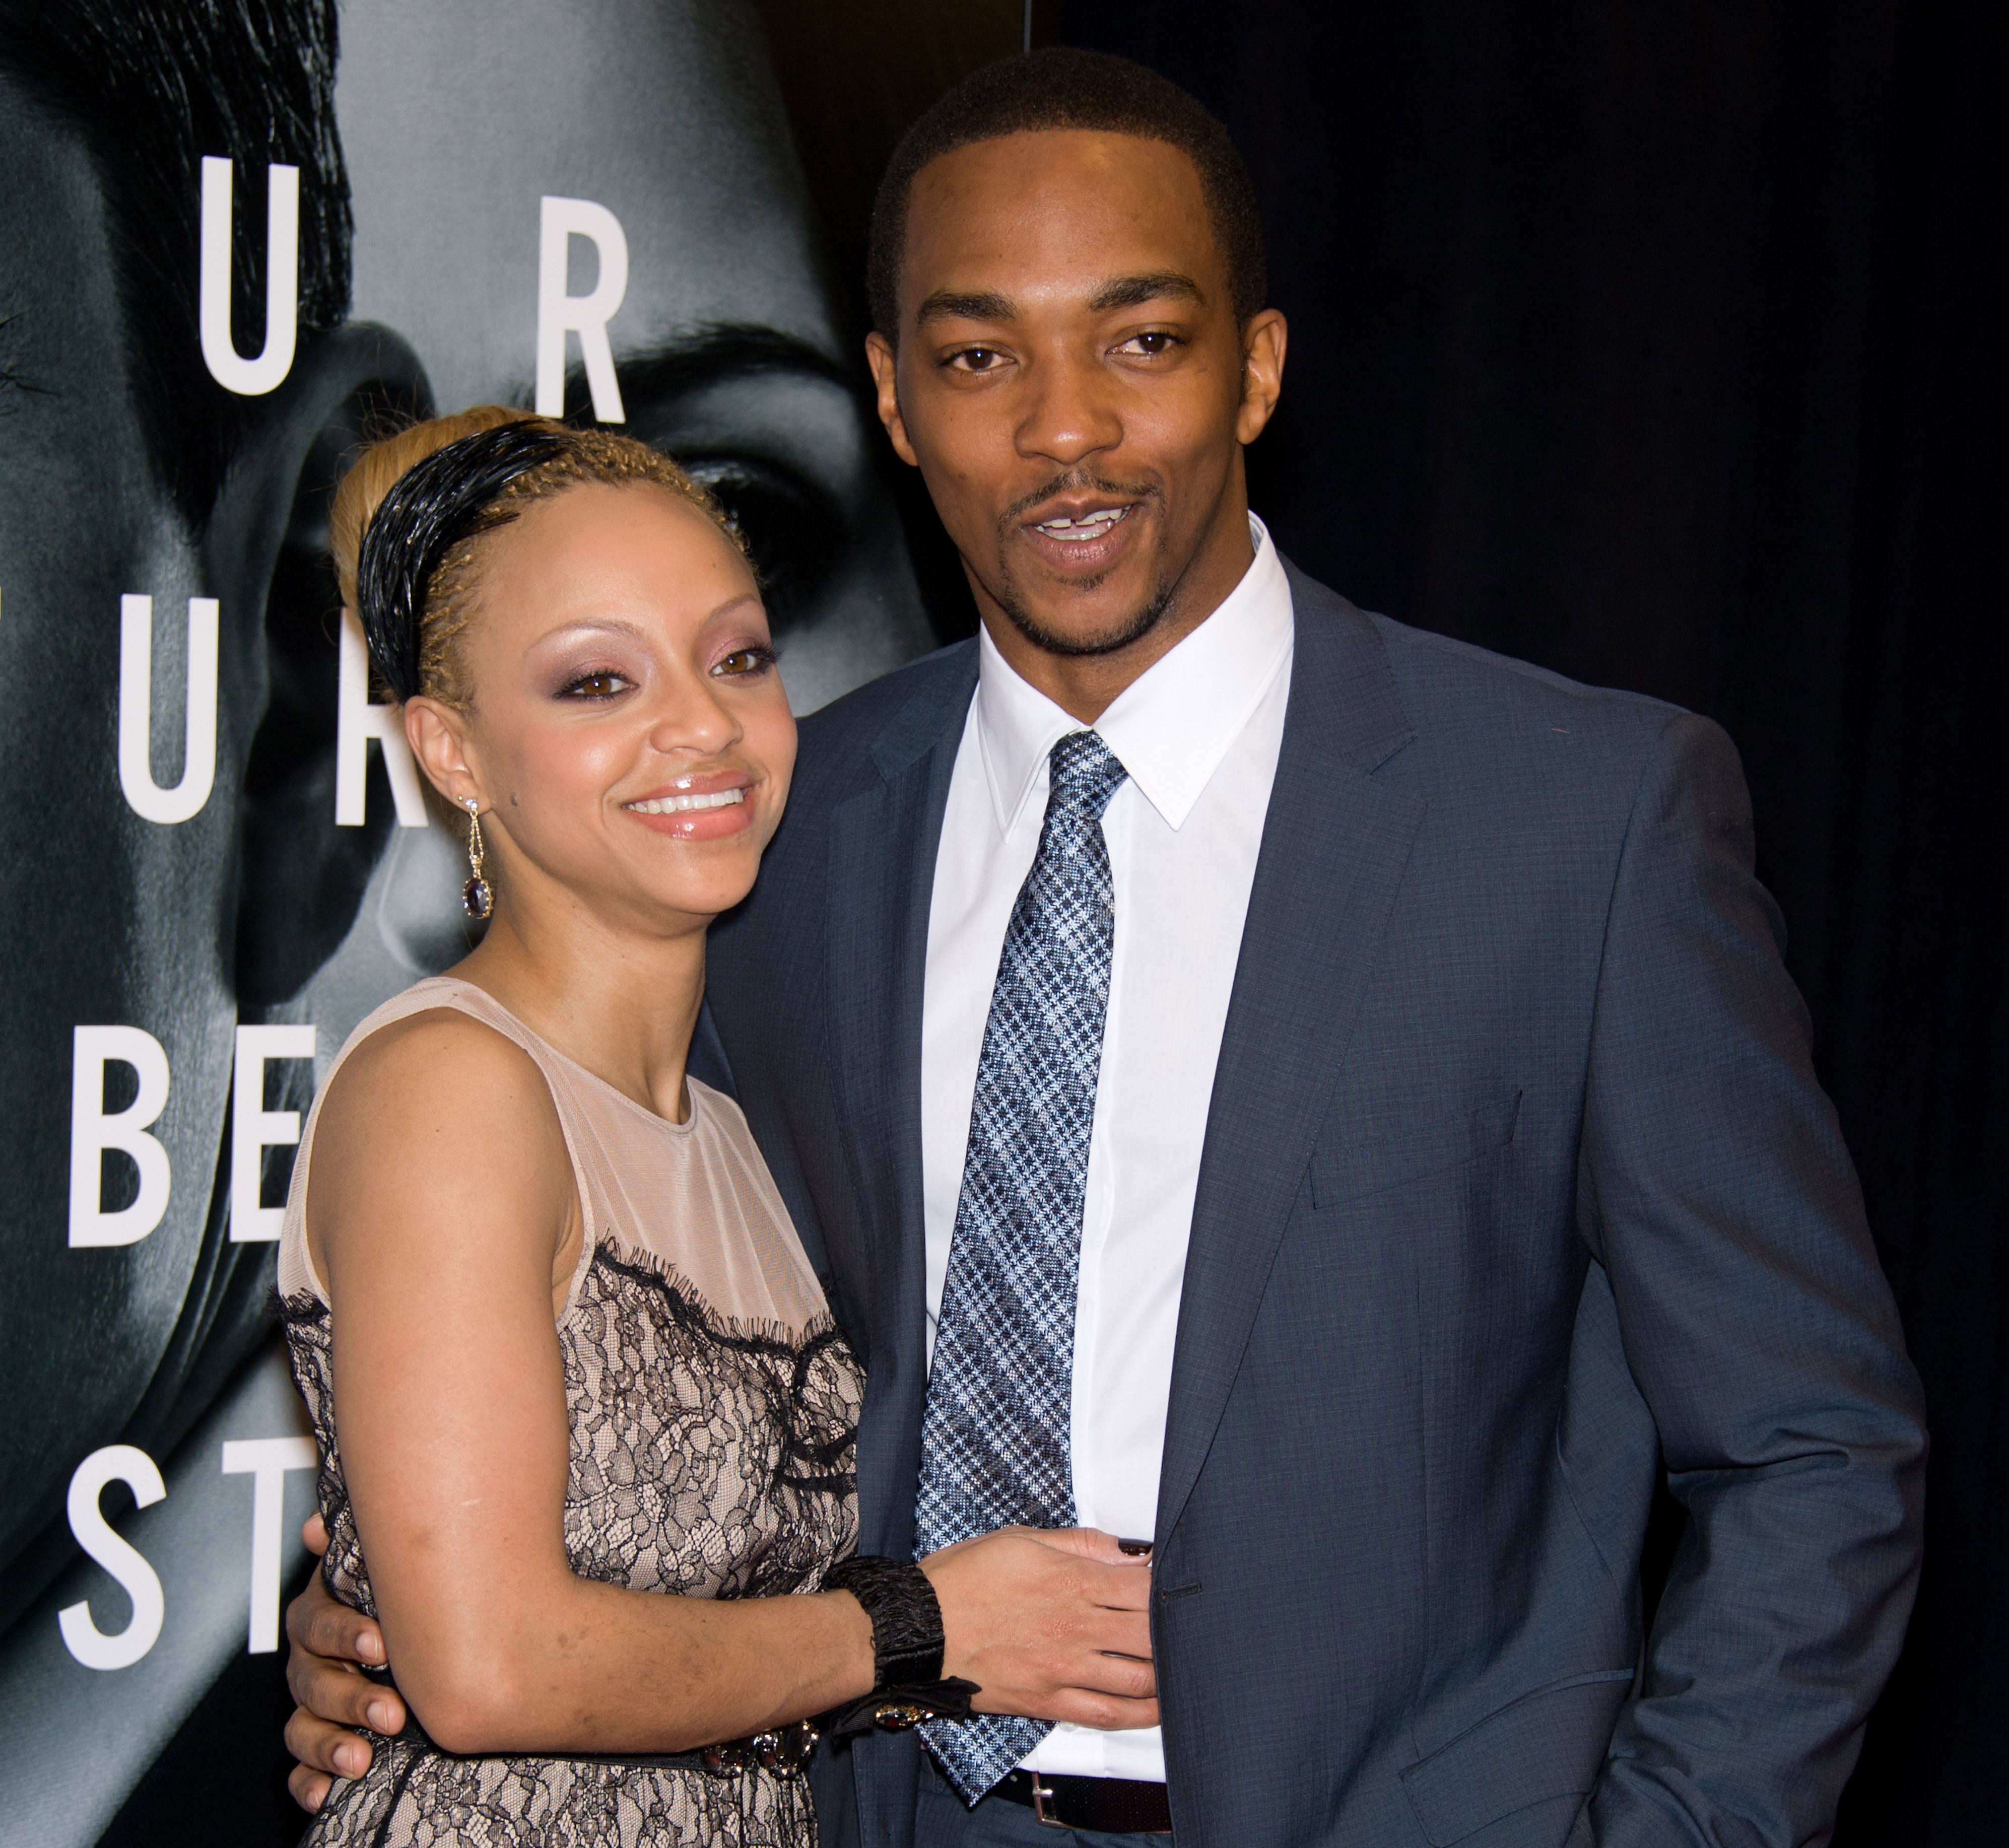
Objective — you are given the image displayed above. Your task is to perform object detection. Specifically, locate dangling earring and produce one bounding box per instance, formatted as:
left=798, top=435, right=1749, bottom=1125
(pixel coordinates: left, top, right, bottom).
left=460, top=798, right=493, bottom=920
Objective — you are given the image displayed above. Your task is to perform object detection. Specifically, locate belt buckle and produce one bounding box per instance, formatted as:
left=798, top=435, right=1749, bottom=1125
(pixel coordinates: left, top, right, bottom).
left=1028, top=1772, right=1068, bottom=1831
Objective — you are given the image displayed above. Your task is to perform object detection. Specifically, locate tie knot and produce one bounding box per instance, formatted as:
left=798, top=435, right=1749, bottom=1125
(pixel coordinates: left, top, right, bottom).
left=1047, top=731, right=1127, bottom=822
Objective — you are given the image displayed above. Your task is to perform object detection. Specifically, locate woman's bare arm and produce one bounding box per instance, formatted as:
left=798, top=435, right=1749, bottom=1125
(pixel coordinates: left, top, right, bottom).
left=306, top=1012, right=1156, bottom=1761
left=311, top=1012, right=873, bottom=1753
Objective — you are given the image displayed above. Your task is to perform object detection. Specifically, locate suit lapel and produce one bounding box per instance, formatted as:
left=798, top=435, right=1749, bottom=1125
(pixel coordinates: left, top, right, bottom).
left=820, top=654, right=973, bottom=1848
left=1157, top=571, right=1425, bottom=1541
left=823, top=654, right=975, bottom=1559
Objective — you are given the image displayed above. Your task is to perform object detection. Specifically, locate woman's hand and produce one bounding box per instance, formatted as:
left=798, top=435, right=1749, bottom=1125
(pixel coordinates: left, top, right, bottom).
left=922, top=1527, right=1157, bottom=1731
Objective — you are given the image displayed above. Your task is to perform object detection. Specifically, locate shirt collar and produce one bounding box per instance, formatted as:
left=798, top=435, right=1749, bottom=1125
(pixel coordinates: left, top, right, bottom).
left=975, top=513, right=1295, bottom=835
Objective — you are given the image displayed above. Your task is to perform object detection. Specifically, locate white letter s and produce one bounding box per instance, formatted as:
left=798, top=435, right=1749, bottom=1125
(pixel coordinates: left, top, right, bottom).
left=57, top=1446, right=167, bottom=1670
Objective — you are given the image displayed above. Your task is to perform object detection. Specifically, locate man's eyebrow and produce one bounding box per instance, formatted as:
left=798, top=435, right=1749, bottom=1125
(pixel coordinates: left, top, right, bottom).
left=913, top=289, right=1017, bottom=330
left=558, top=323, right=858, bottom=423
left=1089, top=271, right=1205, bottom=313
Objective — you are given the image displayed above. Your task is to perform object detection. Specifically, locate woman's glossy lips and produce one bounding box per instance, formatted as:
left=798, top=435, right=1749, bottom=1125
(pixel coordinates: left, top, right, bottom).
left=621, top=778, right=755, bottom=840
left=625, top=789, right=744, bottom=815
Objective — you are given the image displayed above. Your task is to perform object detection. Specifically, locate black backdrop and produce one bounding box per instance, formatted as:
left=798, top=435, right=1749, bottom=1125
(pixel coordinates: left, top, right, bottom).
left=1055, top=4, right=2006, bottom=1841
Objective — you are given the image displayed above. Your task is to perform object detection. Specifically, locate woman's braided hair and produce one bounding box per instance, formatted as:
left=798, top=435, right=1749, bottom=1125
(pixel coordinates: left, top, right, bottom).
left=329, top=407, right=745, bottom=707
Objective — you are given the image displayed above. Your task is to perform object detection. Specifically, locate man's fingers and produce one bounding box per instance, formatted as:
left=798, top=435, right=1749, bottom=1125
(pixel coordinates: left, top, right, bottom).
left=285, top=1704, right=375, bottom=1781
left=287, top=1576, right=386, bottom=1668
left=288, top=1653, right=405, bottom=1736
left=300, top=1511, right=330, bottom=1558
left=288, top=1763, right=332, bottom=1814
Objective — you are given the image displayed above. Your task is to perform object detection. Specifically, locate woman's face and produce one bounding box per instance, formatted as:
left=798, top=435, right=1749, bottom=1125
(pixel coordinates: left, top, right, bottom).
left=410, top=481, right=796, bottom=934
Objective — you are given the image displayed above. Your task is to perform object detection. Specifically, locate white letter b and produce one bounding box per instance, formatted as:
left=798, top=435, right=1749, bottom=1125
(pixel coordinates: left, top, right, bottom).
left=69, top=1026, right=172, bottom=1249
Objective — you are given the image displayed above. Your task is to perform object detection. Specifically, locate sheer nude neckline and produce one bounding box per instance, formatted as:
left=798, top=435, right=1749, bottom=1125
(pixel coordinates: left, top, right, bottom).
left=279, top=976, right=833, bottom=1340
left=454, top=979, right=702, bottom=1135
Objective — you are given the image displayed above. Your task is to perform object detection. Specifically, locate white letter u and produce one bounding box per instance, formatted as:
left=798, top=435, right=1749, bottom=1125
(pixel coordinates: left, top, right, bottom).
left=119, top=594, right=218, bottom=825
left=199, top=155, right=299, bottom=396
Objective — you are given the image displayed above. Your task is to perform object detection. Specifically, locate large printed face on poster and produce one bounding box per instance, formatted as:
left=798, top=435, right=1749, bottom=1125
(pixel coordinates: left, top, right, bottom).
left=0, top=2, right=925, bottom=1835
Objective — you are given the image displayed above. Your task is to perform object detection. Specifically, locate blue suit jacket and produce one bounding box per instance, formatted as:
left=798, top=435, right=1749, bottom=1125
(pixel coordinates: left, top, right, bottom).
left=702, top=566, right=1925, bottom=1847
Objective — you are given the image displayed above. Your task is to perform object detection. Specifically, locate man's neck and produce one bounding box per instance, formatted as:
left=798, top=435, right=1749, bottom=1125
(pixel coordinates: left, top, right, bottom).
left=973, top=488, right=1258, bottom=725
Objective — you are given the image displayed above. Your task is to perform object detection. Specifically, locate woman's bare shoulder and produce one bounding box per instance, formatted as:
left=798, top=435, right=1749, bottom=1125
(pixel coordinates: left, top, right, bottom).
left=309, top=1005, right=572, bottom=1237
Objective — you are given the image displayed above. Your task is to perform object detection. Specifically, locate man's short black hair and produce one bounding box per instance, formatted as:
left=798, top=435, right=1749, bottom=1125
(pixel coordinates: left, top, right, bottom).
left=867, top=48, right=1266, bottom=344
left=0, top=0, right=351, bottom=529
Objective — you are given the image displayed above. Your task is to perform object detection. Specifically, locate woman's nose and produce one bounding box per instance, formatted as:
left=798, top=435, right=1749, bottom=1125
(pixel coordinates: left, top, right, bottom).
left=643, top=671, right=741, bottom=758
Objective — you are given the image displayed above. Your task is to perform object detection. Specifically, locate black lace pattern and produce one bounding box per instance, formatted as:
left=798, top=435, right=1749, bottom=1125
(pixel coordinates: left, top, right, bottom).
left=282, top=1241, right=862, bottom=1847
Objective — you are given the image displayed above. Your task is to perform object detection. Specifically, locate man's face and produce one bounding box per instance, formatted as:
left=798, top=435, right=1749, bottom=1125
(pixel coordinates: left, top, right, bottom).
left=0, top=82, right=248, bottom=1583
left=336, top=0, right=930, bottom=716
left=868, top=129, right=1283, bottom=667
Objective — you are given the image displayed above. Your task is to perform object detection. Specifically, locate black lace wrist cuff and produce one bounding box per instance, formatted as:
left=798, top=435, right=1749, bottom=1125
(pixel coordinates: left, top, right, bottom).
left=821, top=1555, right=979, bottom=1734
left=824, top=1554, right=946, bottom=1684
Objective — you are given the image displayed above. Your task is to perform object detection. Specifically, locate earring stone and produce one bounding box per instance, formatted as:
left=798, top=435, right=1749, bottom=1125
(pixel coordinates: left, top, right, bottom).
left=462, top=802, right=493, bottom=920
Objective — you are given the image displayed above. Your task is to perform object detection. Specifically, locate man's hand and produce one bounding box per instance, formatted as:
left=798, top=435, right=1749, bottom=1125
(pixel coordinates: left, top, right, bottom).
left=283, top=1515, right=401, bottom=1813
left=922, top=1527, right=1157, bottom=1730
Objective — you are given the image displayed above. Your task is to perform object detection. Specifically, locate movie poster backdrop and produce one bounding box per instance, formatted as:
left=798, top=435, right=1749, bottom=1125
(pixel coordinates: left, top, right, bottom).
left=0, top=3, right=944, bottom=1839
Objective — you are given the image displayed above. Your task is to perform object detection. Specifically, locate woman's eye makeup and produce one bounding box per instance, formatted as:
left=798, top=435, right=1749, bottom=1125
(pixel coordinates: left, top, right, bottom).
left=712, top=644, right=778, bottom=678
left=558, top=668, right=635, bottom=700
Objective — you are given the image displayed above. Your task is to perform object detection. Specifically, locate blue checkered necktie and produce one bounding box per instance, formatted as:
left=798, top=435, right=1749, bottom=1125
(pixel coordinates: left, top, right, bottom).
left=914, top=729, right=1129, bottom=1803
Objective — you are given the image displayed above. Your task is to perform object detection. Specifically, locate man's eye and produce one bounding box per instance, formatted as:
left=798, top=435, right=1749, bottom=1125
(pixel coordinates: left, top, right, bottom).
left=949, top=347, right=1006, bottom=373
left=562, top=670, right=632, bottom=699
left=1119, top=331, right=1179, bottom=357
left=713, top=646, right=777, bottom=678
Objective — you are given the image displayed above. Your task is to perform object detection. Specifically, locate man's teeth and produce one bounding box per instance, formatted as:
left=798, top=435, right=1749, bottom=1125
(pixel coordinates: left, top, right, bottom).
left=626, top=789, right=746, bottom=814
left=1036, top=507, right=1129, bottom=541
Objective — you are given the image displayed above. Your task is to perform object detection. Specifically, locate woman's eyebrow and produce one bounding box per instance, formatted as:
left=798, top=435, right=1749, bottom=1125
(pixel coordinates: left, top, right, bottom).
left=535, top=594, right=764, bottom=649
left=534, top=617, right=652, bottom=648
left=700, top=593, right=765, bottom=626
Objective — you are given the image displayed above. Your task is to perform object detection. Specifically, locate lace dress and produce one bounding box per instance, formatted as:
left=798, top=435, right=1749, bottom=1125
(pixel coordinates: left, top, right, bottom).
left=278, top=978, right=863, bottom=1847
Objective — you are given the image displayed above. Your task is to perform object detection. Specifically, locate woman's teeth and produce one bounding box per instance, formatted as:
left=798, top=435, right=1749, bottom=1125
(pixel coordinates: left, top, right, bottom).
left=626, top=789, right=746, bottom=815
left=1036, top=507, right=1129, bottom=541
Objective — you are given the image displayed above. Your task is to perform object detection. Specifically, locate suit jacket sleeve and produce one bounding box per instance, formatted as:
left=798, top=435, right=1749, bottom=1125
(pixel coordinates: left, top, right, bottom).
left=1575, top=712, right=1925, bottom=1845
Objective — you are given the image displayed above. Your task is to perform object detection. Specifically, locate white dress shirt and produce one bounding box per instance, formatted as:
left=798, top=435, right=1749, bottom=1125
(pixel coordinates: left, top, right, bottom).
left=921, top=516, right=1295, bottom=1783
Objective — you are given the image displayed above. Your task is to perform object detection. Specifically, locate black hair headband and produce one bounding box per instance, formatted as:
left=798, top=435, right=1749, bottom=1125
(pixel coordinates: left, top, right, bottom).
left=356, top=420, right=571, bottom=702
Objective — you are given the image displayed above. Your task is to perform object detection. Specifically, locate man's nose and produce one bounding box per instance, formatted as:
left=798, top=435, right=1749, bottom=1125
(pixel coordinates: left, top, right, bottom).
left=1014, top=347, right=1123, bottom=467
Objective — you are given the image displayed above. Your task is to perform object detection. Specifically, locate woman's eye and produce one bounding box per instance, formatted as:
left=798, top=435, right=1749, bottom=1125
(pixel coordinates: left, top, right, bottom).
left=561, top=670, right=633, bottom=700
left=713, top=646, right=777, bottom=678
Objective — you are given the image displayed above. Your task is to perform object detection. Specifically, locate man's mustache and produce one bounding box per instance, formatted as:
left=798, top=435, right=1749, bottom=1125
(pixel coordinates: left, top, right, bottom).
left=999, top=471, right=1164, bottom=528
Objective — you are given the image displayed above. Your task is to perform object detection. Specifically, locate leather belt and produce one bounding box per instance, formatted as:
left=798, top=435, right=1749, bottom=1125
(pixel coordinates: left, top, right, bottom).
left=993, top=1768, right=1172, bottom=1833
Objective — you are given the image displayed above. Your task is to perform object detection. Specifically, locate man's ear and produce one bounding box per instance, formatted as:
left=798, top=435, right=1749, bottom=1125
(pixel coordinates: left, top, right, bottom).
left=200, top=321, right=435, bottom=1009
left=864, top=330, right=919, bottom=468
left=1236, top=308, right=1288, bottom=446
